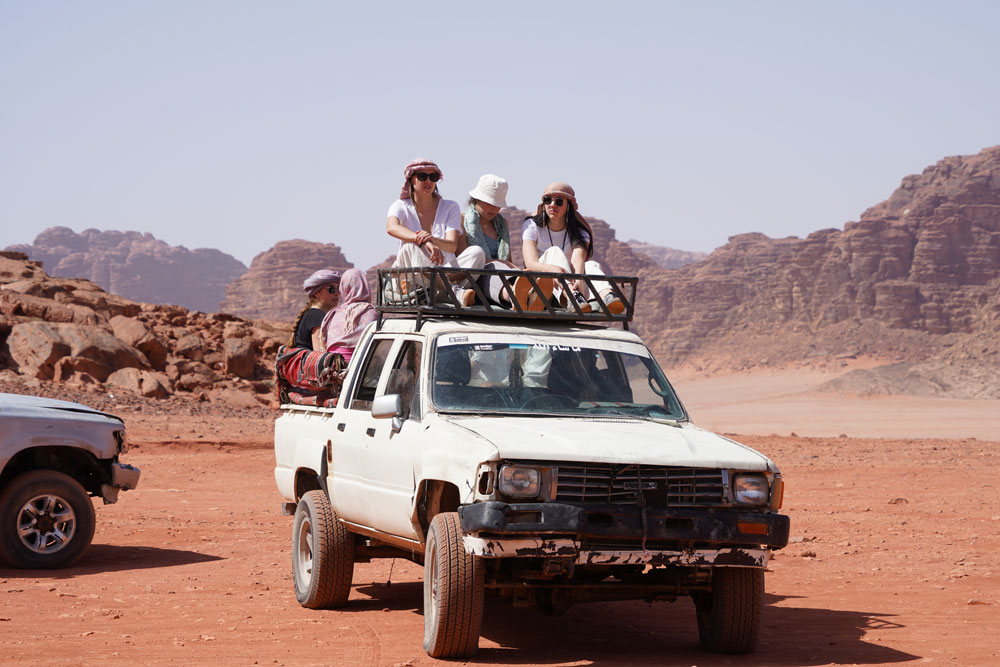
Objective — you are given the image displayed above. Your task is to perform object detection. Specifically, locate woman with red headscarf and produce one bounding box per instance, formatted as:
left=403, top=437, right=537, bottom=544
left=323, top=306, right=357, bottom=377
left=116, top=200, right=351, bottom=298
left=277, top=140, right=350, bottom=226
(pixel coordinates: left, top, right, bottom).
left=386, top=158, right=485, bottom=305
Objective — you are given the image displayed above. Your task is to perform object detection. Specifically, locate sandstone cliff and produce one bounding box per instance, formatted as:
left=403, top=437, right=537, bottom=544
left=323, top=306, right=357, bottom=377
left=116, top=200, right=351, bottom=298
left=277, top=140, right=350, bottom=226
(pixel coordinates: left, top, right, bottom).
left=6, top=227, right=247, bottom=313
left=220, top=240, right=354, bottom=320
left=628, top=146, right=1000, bottom=396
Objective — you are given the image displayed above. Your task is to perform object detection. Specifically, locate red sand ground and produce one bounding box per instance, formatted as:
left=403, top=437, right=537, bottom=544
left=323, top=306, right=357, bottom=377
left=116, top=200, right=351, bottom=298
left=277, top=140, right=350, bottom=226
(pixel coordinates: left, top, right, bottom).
left=2, top=402, right=998, bottom=666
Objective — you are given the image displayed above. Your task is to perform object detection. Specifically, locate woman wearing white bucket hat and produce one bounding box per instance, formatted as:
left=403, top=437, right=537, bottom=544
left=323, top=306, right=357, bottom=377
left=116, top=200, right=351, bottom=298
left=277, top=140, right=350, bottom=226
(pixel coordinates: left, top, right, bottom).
left=462, top=173, right=511, bottom=262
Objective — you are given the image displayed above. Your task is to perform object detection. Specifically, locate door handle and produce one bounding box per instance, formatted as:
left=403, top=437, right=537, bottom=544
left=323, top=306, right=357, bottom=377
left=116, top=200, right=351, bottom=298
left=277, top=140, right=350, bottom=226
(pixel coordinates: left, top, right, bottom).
left=337, top=423, right=346, bottom=432
left=366, top=428, right=376, bottom=437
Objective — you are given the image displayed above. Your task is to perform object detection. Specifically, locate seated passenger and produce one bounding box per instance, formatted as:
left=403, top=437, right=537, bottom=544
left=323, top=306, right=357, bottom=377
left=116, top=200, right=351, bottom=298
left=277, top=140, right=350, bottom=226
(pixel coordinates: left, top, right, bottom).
left=321, top=268, right=378, bottom=364
left=521, top=182, right=624, bottom=314
left=290, top=269, right=340, bottom=351
left=386, top=158, right=485, bottom=306
left=274, top=269, right=345, bottom=407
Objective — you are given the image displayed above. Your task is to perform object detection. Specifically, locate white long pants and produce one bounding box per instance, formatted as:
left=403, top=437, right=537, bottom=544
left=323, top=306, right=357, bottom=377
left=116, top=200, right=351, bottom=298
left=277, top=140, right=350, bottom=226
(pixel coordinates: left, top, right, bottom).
left=393, top=243, right=486, bottom=273
left=538, top=247, right=611, bottom=300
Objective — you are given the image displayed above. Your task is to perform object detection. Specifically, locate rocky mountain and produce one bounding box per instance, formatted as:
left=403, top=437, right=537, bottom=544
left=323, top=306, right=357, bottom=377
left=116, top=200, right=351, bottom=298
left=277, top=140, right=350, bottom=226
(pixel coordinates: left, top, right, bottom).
left=6, top=227, right=247, bottom=313
left=1, top=250, right=287, bottom=407
left=220, top=240, right=354, bottom=321
left=630, top=146, right=1000, bottom=396
left=625, top=241, right=707, bottom=269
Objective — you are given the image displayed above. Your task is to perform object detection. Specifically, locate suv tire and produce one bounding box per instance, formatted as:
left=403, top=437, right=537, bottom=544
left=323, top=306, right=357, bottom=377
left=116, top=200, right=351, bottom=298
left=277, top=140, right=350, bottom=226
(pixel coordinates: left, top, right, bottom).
left=422, top=512, right=484, bottom=658
left=292, top=490, right=353, bottom=608
left=0, top=470, right=96, bottom=569
left=695, top=567, right=764, bottom=653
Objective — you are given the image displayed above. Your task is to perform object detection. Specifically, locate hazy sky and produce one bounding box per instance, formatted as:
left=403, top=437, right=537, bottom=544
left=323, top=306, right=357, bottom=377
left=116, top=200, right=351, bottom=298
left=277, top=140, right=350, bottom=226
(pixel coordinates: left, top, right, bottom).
left=2, top=1, right=997, bottom=270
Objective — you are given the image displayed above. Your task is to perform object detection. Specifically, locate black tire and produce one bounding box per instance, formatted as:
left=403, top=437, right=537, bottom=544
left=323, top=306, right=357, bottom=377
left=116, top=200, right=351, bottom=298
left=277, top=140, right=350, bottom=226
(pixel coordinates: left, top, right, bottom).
left=291, top=490, right=353, bottom=608
left=695, top=567, right=764, bottom=654
left=422, top=512, right=484, bottom=659
left=0, top=470, right=96, bottom=569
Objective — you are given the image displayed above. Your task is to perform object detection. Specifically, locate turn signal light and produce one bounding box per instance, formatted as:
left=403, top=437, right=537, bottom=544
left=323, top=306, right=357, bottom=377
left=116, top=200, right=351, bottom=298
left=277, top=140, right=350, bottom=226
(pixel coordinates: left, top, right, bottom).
left=737, top=522, right=769, bottom=535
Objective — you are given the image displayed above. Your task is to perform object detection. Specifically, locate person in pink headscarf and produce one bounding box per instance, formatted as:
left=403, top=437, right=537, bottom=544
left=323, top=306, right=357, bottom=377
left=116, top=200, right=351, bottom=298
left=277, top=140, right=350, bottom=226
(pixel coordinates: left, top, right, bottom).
left=385, top=158, right=485, bottom=305
left=321, top=268, right=378, bottom=363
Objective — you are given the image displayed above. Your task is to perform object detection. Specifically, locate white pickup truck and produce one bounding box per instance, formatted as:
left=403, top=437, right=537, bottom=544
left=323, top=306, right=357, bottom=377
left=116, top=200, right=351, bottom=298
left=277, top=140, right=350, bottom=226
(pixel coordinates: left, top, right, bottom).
left=273, top=270, right=788, bottom=659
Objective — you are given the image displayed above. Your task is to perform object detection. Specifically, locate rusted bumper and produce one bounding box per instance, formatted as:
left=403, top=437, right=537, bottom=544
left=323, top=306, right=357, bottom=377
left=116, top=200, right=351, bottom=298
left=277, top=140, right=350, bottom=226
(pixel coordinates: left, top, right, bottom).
left=458, top=501, right=789, bottom=553
left=462, top=535, right=771, bottom=567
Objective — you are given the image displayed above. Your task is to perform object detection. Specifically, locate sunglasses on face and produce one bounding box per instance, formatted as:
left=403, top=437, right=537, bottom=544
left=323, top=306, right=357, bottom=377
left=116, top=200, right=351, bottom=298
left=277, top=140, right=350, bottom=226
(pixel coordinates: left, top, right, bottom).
left=414, top=172, right=440, bottom=182
left=542, top=196, right=565, bottom=207
left=326, top=284, right=339, bottom=295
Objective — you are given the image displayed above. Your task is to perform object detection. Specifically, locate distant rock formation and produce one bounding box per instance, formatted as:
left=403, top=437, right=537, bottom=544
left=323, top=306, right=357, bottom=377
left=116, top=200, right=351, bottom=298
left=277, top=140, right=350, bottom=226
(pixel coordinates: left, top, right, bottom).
left=6, top=227, right=247, bottom=313
left=632, top=145, right=1000, bottom=381
left=220, top=240, right=354, bottom=320
left=625, top=241, right=707, bottom=269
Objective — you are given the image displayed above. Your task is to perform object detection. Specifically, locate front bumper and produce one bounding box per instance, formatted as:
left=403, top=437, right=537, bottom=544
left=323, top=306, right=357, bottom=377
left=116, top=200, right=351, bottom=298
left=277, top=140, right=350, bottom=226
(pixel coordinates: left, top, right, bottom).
left=100, top=463, right=142, bottom=504
left=458, top=501, right=788, bottom=566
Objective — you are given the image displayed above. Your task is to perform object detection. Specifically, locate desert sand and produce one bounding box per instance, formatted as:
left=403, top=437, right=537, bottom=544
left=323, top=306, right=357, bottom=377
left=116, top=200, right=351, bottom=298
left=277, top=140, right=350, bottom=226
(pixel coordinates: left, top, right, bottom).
left=1, top=371, right=998, bottom=666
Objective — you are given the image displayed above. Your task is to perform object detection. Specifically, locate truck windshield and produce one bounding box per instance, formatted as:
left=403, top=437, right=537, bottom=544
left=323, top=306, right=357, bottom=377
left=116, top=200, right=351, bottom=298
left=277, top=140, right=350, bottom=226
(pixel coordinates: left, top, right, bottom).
left=431, top=334, right=685, bottom=419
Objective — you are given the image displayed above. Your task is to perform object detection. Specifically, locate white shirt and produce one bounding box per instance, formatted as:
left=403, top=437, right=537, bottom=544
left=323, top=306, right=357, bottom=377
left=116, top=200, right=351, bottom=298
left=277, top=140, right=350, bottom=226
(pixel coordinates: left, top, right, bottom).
left=521, top=219, right=590, bottom=253
left=388, top=198, right=462, bottom=249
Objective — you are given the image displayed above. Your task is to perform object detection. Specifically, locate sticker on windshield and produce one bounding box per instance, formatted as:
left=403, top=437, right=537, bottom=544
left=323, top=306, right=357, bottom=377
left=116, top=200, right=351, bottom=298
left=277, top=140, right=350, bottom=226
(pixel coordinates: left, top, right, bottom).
left=533, top=343, right=582, bottom=352
left=448, top=336, right=469, bottom=343
left=473, top=344, right=495, bottom=351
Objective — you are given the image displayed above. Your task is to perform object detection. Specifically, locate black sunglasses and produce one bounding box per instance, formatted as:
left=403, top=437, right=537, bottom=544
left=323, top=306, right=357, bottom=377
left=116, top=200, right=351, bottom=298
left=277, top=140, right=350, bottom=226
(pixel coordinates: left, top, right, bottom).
left=542, top=196, right=565, bottom=206
left=414, top=172, right=440, bottom=182
left=325, top=284, right=339, bottom=294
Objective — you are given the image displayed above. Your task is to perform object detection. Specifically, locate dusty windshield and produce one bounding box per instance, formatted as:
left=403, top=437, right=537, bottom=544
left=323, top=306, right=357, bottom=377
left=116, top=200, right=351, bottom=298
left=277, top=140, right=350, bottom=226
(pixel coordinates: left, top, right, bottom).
left=431, top=334, right=685, bottom=419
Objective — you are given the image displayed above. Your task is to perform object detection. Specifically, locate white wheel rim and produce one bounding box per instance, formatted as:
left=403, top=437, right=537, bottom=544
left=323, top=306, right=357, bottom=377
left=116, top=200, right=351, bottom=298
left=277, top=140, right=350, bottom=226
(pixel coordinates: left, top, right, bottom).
left=296, top=516, right=313, bottom=587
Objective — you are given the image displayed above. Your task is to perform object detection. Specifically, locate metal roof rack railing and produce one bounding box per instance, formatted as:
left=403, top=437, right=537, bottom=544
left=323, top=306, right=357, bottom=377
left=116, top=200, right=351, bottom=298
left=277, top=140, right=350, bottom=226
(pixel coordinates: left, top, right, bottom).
left=376, top=266, right=637, bottom=329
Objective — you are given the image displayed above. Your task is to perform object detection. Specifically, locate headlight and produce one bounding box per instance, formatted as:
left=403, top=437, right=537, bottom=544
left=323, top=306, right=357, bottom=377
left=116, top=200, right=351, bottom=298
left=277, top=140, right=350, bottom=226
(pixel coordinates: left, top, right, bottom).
left=498, top=466, right=541, bottom=498
left=733, top=473, right=769, bottom=505
left=114, top=430, right=128, bottom=453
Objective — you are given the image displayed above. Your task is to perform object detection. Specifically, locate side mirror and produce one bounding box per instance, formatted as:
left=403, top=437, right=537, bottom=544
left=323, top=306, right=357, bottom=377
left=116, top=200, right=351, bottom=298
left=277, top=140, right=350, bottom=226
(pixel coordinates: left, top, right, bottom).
left=371, top=393, right=404, bottom=434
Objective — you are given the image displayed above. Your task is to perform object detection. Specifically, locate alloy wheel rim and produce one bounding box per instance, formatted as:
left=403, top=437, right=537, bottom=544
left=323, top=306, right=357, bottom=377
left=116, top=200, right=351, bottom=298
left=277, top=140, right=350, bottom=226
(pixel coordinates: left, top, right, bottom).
left=17, top=493, right=76, bottom=555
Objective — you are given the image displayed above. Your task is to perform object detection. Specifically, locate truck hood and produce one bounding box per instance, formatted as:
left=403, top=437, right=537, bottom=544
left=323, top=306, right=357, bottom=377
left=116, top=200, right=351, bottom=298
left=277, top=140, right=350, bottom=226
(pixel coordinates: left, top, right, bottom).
left=449, top=416, right=775, bottom=471
left=0, top=392, right=123, bottom=424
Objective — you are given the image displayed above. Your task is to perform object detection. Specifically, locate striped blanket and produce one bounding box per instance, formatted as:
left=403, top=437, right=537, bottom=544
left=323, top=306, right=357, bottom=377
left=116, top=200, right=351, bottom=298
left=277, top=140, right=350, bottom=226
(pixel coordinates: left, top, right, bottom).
left=274, top=345, right=346, bottom=408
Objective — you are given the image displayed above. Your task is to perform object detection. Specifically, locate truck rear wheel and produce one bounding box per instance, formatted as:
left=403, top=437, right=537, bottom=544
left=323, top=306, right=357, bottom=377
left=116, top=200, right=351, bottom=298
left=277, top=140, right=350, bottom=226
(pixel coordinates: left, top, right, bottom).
left=422, top=512, right=484, bottom=659
left=0, top=470, right=96, bottom=569
left=292, top=490, right=353, bottom=608
left=695, top=567, right=763, bottom=654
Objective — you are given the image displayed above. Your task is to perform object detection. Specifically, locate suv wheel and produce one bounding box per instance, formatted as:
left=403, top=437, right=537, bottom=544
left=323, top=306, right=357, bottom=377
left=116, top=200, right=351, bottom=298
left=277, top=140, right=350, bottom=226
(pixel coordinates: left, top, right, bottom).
left=422, top=512, right=484, bottom=659
left=694, top=567, right=764, bottom=653
left=292, top=490, right=353, bottom=608
left=0, top=470, right=96, bottom=569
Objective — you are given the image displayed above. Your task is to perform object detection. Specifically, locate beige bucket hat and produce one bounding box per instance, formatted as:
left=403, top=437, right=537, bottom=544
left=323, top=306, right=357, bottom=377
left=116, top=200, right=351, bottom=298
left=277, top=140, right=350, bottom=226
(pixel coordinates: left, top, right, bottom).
left=468, top=174, right=509, bottom=208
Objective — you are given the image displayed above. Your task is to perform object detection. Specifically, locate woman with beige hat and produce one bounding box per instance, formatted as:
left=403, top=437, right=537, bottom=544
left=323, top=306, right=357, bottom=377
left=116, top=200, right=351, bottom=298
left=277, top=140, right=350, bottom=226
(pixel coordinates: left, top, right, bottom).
left=521, top=182, right=623, bottom=314
left=386, top=158, right=485, bottom=305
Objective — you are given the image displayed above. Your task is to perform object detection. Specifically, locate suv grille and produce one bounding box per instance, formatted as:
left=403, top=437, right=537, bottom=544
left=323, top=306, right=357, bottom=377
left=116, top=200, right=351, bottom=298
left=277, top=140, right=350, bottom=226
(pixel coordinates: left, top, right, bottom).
left=555, top=463, right=726, bottom=507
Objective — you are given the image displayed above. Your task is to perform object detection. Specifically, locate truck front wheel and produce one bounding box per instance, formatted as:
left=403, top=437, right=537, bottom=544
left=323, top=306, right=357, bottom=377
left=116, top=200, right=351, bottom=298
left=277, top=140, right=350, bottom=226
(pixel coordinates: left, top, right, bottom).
left=292, top=490, right=353, bottom=608
left=422, top=512, right=484, bottom=659
left=0, top=470, right=96, bottom=569
left=694, top=567, right=764, bottom=654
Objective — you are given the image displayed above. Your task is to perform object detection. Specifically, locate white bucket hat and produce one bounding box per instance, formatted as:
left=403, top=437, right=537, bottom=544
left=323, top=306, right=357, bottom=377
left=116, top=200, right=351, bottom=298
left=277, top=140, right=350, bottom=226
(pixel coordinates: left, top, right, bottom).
left=468, top=174, right=508, bottom=208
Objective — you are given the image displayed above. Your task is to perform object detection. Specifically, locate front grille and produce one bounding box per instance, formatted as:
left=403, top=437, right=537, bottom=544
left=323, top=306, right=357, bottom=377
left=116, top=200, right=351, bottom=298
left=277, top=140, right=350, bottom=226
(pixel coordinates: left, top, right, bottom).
left=555, top=463, right=726, bottom=507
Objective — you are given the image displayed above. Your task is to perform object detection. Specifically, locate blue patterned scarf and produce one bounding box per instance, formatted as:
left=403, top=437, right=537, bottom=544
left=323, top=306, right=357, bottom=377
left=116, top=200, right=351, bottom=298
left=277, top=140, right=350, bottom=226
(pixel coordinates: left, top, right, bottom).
left=463, top=205, right=510, bottom=261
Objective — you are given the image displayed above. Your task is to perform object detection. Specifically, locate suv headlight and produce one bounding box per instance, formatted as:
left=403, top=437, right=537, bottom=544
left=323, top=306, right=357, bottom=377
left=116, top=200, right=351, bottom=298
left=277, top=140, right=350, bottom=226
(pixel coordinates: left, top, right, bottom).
left=498, top=466, right=541, bottom=498
left=114, top=429, right=128, bottom=453
left=733, top=473, right=769, bottom=505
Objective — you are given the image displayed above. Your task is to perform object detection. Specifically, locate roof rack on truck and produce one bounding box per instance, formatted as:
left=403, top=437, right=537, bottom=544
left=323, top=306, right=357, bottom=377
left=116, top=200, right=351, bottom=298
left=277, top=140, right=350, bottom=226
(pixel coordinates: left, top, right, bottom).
left=376, top=266, right=637, bottom=330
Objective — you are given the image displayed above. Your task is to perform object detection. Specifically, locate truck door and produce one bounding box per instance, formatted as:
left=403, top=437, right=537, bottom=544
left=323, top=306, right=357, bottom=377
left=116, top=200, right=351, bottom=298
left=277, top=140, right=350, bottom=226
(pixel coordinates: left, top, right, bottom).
left=358, top=339, right=423, bottom=538
left=328, top=335, right=395, bottom=525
